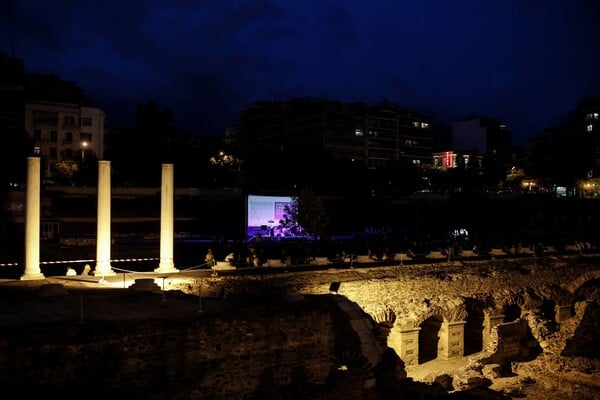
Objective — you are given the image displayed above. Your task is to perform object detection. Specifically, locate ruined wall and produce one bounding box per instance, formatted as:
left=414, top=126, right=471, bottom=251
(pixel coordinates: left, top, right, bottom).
left=1, top=255, right=598, bottom=399
left=483, top=319, right=541, bottom=364
left=183, top=257, right=600, bottom=330
left=170, top=256, right=600, bottom=366
left=0, top=297, right=347, bottom=400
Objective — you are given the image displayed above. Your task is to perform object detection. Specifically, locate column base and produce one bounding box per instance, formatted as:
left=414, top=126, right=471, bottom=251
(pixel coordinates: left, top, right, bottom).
left=20, top=273, right=45, bottom=280
left=92, top=270, right=117, bottom=277
left=154, top=266, right=179, bottom=273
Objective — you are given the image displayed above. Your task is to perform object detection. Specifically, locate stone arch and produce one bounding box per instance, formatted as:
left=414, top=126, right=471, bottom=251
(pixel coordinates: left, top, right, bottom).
left=371, top=305, right=397, bottom=325
left=439, top=297, right=468, bottom=323
left=370, top=305, right=397, bottom=344
left=564, top=270, right=600, bottom=295
left=572, top=278, right=600, bottom=303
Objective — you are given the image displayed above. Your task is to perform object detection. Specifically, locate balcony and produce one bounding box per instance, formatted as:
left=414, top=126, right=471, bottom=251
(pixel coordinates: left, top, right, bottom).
left=33, top=118, right=58, bottom=127
left=62, top=122, right=80, bottom=129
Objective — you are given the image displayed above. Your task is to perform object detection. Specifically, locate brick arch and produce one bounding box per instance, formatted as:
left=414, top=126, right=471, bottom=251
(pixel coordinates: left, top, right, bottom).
left=440, top=297, right=468, bottom=322
left=533, top=284, right=574, bottom=308
left=370, top=305, right=396, bottom=326
left=572, top=277, right=600, bottom=303
left=368, top=305, right=398, bottom=350
left=411, top=297, right=467, bottom=327
left=492, top=288, right=525, bottom=311
left=564, top=270, right=600, bottom=294
left=413, top=304, right=446, bottom=327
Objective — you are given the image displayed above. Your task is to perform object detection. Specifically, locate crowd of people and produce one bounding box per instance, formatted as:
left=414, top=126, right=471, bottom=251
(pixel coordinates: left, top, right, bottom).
left=200, top=231, right=598, bottom=269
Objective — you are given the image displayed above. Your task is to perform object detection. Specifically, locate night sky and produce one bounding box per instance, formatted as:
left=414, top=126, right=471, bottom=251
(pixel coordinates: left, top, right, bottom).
left=2, top=0, right=599, bottom=147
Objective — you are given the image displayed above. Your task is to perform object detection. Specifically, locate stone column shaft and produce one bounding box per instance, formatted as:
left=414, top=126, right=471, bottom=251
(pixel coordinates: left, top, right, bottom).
left=155, top=163, right=178, bottom=273
left=21, top=156, right=44, bottom=280
left=94, top=160, right=115, bottom=277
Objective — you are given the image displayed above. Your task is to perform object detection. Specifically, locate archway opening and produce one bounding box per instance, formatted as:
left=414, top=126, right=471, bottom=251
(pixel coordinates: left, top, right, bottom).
left=419, top=315, right=443, bottom=364
left=503, top=304, right=521, bottom=322
left=540, top=299, right=557, bottom=322
left=464, top=300, right=484, bottom=355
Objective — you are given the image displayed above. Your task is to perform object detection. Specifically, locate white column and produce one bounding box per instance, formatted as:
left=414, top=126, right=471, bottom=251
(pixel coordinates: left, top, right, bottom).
left=155, top=163, right=178, bottom=273
left=21, top=156, right=44, bottom=280
left=93, top=160, right=115, bottom=277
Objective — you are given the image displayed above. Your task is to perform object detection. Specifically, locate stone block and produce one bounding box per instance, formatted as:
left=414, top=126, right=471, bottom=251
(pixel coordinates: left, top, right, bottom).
left=128, top=278, right=162, bottom=293
left=38, top=283, right=69, bottom=298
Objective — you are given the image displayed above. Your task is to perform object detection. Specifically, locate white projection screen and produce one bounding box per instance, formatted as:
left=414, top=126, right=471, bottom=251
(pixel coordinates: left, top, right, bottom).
left=246, top=194, right=294, bottom=238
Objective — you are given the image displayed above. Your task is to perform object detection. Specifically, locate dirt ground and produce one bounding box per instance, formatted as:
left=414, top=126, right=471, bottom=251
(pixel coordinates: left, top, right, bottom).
left=405, top=346, right=600, bottom=399
left=1, top=274, right=599, bottom=399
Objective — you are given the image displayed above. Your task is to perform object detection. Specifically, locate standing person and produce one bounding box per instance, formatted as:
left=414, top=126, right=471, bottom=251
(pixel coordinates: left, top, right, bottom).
left=205, top=249, right=215, bottom=268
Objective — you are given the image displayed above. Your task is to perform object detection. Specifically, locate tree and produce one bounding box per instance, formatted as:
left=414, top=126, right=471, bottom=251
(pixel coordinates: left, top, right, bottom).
left=54, top=161, right=78, bottom=186
left=108, top=100, right=178, bottom=186
left=280, top=188, right=328, bottom=239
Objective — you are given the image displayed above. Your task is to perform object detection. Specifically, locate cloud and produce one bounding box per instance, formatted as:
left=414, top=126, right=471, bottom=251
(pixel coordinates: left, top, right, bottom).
left=1, top=0, right=599, bottom=145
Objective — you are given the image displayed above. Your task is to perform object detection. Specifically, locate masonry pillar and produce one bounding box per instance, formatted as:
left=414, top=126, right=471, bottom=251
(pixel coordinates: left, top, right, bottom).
left=555, top=304, right=572, bottom=323
left=93, top=160, right=115, bottom=277
left=483, top=312, right=505, bottom=350
left=21, top=156, right=44, bottom=280
left=155, top=163, right=178, bottom=273
left=390, top=327, right=420, bottom=366
left=439, top=320, right=466, bottom=360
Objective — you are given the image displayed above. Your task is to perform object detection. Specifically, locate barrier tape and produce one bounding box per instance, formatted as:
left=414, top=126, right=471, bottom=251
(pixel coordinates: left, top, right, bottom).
left=0, top=257, right=161, bottom=268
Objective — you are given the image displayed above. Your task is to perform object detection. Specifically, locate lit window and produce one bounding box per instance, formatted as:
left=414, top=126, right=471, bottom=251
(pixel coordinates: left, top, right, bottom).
left=587, top=124, right=593, bottom=132
left=355, top=128, right=364, bottom=136
left=594, top=113, right=599, bottom=119
left=412, top=121, right=419, bottom=128
left=421, top=122, right=429, bottom=128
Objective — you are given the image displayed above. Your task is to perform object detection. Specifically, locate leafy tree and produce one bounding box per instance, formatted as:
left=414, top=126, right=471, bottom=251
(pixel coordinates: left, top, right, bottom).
left=54, top=161, right=78, bottom=185
left=280, top=188, right=328, bottom=239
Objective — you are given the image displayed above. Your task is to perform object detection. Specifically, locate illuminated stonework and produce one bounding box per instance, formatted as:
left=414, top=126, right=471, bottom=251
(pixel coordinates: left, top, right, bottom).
left=155, top=163, right=178, bottom=273
left=93, top=160, right=115, bottom=277
left=21, top=156, right=44, bottom=280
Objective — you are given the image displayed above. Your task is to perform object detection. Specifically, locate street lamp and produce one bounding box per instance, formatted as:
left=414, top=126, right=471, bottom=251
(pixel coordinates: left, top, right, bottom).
left=81, top=141, right=88, bottom=161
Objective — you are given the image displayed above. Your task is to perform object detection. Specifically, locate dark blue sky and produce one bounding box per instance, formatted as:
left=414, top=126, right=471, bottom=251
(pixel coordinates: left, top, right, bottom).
left=2, top=0, right=599, bottom=147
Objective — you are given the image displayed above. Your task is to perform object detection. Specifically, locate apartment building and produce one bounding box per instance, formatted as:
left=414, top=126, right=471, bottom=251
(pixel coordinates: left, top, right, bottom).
left=530, top=97, right=600, bottom=186
left=227, top=98, right=434, bottom=169
left=451, top=117, right=512, bottom=159
left=24, top=101, right=106, bottom=174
